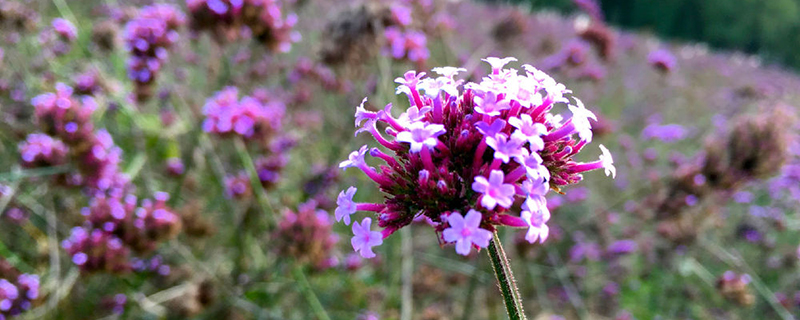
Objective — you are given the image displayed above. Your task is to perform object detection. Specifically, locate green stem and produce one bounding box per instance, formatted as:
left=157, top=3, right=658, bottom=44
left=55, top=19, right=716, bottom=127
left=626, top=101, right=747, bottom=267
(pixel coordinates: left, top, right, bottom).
left=292, top=265, right=331, bottom=320
left=487, top=231, right=526, bottom=320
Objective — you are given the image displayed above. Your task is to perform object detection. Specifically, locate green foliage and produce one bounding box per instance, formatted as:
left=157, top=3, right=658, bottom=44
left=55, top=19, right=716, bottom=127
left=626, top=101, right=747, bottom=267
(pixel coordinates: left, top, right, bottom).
left=521, top=0, right=800, bottom=68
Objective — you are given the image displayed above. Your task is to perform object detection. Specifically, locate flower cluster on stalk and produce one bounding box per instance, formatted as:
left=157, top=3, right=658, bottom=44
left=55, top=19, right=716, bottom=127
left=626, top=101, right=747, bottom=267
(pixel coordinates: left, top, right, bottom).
left=186, top=0, right=300, bottom=52
left=123, top=4, right=185, bottom=102
left=202, top=86, right=294, bottom=195
left=273, top=200, right=339, bottom=270
left=27, top=83, right=182, bottom=273
left=0, top=262, right=39, bottom=319
left=382, top=4, right=429, bottom=66
left=38, top=18, right=77, bottom=56
left=337, top=57, right=615, bottom=257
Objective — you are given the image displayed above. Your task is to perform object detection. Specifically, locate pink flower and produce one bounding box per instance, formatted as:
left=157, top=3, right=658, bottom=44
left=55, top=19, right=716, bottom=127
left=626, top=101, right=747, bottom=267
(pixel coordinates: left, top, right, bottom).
left=351, top=217, right=383, bottom=258
left=335, top=186, right=357, bottom=225
left=474, top=91, right=510, bottom=116
left=509, top=114, right=547, bottom=151
left=486, top=133, right=526, bottom=163
left=472, top=170, right=516, bottom=210
left=442, top=210, right=492, bottom=255
left=339, top=145, right=369, bottom=169
left=521, top=196, right=550, bottom=244
left=395, top=122, right=446, bottom=153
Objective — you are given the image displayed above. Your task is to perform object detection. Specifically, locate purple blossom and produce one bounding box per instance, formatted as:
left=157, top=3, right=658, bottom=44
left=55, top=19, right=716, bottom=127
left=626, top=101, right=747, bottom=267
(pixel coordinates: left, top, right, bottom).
left=521, top=199, right=550, bottom=244
left=351, top=217, right=383, bottom=258
left=509, top=114, right=547, bottom=151
left=395, top=121, right=446, bottom=152
left=486, top=133, right=526, bottom=163
left=335, top=186, right=357, bottom=225
left=641, top=123, right=687, bottom=142
left=472, top=170, right=516, bottom=210
left=474, top=91, right=510, bottom=116
left=648, top=48, right=677, bottom=73
left=52, top=18, right=78, bottom=41
left=336, top=58, right=613, bottom=256
left=442, top=210, right=493, bottom=255
left=339, top=145, right=369, bottom=170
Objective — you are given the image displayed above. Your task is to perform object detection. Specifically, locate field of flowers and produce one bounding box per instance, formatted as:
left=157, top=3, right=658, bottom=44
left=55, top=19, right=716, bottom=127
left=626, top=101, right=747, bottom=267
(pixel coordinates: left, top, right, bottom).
left=1, top=0, right=800, bottom=319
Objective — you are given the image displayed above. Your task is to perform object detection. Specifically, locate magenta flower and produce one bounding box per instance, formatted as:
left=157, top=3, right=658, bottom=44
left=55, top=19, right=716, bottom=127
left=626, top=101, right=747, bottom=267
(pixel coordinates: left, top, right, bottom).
left=52, top=18, right=78, bottom=41
left=351, top=217, right=383, bottom=258
left=442, top=210, right=492, bottom=255
left=335, top=57, right=614, bottom=258
left=473, top=170, right=516, bottom=210
left=335, top=186, right=358, bottom=225
left=648, top=48, right=677, bottom=73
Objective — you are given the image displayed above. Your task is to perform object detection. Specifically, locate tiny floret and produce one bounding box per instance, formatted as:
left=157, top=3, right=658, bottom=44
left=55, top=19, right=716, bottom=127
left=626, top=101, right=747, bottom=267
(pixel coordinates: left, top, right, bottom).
left=395, top=122, right=446, bottom=153
left=442, top=210, right=493, bottom=255
left=335, top=186, right=358, bottom=225
left=339, top=145, right=369, bottom=169
left=599, top=144, right=616, bottom=179
left=351, top=217, right=383, bottom=258
left=472, top=170, right=516, bottom=210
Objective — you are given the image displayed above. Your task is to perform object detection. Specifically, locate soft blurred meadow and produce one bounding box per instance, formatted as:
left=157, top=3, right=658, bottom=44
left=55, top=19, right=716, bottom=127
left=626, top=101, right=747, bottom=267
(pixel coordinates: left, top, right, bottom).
left=1, top=0, right=800, bottom=319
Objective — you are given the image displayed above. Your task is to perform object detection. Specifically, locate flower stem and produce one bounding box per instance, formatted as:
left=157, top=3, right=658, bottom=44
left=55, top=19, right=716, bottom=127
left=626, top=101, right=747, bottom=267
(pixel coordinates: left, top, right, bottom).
left=292, top=265, right=331, bottom=320
left=487, top=231, right=527, bottom=320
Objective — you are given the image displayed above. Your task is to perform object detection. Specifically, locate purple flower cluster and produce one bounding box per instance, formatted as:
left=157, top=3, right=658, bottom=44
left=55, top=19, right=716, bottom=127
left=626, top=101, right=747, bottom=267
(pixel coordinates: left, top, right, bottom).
left=337, top=57, right=615, bottom=257
left=62, top=226, right=131, bottom=273
left=0, top=273, right=39, bottom=318
left=64, top=192, right=181, bottom=273
left=123, top=4, right=185, bottom=102
left=31, top=83, right=130, bottom=192
left=51, top=18, right=77, bottom=41
left=202, top=86, right=284, bottom=139
left=18, top=133, right=69, bottom=169
left=384, top=26, right=429, bottom=66
left=641, top=118, right=688, bottom=143
left=274, top=201, right=339, bottom=270
left=72, top=69, right=104, bottom=96
left=647, top=48, right=677, bottom=73
left=381, top=4, right=429, bottom=66
left=186, top=0, right=300, bottom=52
left=32, top=83, right=97, bottom=145
left=38, top=18, right=77, bottom=56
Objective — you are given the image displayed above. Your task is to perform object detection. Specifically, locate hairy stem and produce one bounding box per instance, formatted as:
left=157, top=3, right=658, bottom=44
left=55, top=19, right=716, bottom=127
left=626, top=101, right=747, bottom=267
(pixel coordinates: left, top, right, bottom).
left=487, top=231, right=527, bottom=320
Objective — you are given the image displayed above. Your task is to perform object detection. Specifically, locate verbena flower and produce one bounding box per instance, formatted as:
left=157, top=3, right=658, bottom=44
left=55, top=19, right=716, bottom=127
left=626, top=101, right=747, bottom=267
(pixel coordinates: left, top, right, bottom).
left=51, top=18, right=77, bottom=41
left=187, top=0, right=300, bottom=52
left=62, top=226, right=132, bottom=273
left=32, top=83, right=97, bottom=145
left=274, top=200, right=339, bottom=270
left=337, top=57, right=615, bottom=257
left=0, top=266, right=39, bottom=319
left=124, top=4, right=185, bottom=102
left=202, top=86, right=284, bottom=140
left=647, top=48, right=677, bottom=73
left=18, top=133, right=69, bottom=168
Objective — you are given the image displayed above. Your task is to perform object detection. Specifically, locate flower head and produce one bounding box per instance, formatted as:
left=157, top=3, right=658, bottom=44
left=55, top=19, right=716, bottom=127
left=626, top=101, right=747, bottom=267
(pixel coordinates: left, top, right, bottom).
left=335, top=57, right=614, bottom=257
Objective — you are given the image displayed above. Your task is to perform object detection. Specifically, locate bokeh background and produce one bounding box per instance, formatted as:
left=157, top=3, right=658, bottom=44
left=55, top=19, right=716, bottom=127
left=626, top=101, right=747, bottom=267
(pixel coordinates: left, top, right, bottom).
left=1, top=0, right=800, bottom=319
